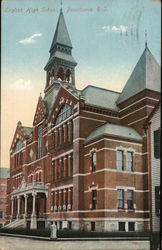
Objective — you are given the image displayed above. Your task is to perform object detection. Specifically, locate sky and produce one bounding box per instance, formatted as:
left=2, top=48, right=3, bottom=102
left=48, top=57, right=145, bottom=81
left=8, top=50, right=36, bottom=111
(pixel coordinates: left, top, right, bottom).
left=1, top=0, right=161, bottom=168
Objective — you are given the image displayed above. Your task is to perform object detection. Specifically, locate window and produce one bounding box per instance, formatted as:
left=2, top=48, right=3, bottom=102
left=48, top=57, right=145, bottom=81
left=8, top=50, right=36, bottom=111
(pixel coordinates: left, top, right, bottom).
left=53, top=161, right=55, bottom=181
left=119, top=222, right=125, bottom=231
left=61, top=158, right=64, bottom=178
left=0, top=212, right=3, bottom=218
left=14, top=139, right=23, bottom=153
left=65, top=155, right=68, bottom=177
left=29, top=175, right=33, bottom=183
left=55, top=104, right=73, bottom=126
left=70, top=153, right=73, bottom=176
left=127, top=190, right=134, bottom=210
left=51, top=192, right=54, bottom=211
left=70, top=187, right=73, bottom=210
left=91, top=151, right=96, bottom=172
left=61, top=190, right=63, bottom=210
left=65, top=189, right=68, bottom=210
left=36, top=173, right=39, bottom=182
left=52, top=132, right=55, bottom=145
left=59, top=221, right=62, bottom=229
left=57, top=159, right=59, bottom=179
left=68, top=221, right=72, bottom=230
left=39, top=172, right=41, bottom=182
left=37, top=124, right=42, bottom=159
left=1, top=185, right=4, bottom=192
left=118, top=189, right=124, bottom=209
left=91, top=222, right=96, bottom=231
left=57, top=129, right=60, bottom=146
left=126, top=151, right=133, bottom=171
left=62, top=127, right=64, bottom=143
left=56, top=191, right=59, bottom=211
left=0, top=198, right=3, bottom=204
left=128, top=222, right=135, bottom=231
left=92, top=190, right=97, bottom=210
left=154, top=129, right=160, bottom=159
left=20, top=152, right=23, bottom=165
left=117, top=150, right=124, bottom=171
left=155, top=186, right=160, bottom=216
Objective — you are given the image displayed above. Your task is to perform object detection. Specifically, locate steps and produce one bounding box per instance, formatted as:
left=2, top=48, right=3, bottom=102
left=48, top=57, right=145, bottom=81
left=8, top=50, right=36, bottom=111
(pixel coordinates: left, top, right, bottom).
left=3, top=218, right=26, bottom=229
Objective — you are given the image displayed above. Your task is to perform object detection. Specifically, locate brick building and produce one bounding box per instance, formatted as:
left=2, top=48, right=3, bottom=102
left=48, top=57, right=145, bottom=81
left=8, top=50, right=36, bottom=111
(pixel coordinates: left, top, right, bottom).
left=6, top=9, right=160, bottom=232
left=0, top=168, right=9, bottom=227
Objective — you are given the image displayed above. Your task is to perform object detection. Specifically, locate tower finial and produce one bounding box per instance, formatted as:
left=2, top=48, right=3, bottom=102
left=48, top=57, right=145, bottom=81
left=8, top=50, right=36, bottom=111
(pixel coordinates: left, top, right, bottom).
left=60, top=0, right=63, bottom=9
left=145, top=29, right=147, bottom=48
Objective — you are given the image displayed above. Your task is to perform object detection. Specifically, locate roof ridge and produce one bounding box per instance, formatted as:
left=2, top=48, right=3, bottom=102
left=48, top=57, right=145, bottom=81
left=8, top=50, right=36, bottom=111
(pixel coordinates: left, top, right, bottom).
left=82, top=84, right=120, bottom=94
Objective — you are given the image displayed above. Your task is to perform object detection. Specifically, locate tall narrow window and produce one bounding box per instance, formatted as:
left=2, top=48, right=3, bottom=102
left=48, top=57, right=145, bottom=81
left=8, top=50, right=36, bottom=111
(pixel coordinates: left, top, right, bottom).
left=65, top=188, right=68, bottom=210
left=65, top=155, right=68, bottom=177
left=57, top=129, right=60, bottom=147
left=52, top=132, right=55, bottom=146
left=70, top=187, right=73, bottom=210
left=118, top=189, right=124, bottom=209
left=117, top=150, right=124, bottom=171
left=39, top=172, right=41, bottom=182
left=36, top=173, right=39, bottom=182
left=70, top=153, right=73, bottom=176
left=61, top=157, right=64, bottom=178
left=91, top=151, right=96, bottom=172
left=61, top=190, right=63, bottom=210
left=57, top=159, right=59, bottom=179
left=126, top=151, right=133, bottom=172
left=56, top=191, right=59, bottom=211
left=92, top=190, right=97, bottom=209
left=127, top=190, right=134, bottom=209
left=154, top=129, right=160, bottom=159
left=53, top=161, right=55, bottom=181
left=37, top=125, right=42, bottom=159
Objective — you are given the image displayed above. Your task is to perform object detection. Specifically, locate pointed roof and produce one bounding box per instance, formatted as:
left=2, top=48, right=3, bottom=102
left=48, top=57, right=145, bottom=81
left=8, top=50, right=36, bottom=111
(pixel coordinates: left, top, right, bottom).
left=117, top=47, right=161, bottom=105
left=50, top=8, right=72, bottom=52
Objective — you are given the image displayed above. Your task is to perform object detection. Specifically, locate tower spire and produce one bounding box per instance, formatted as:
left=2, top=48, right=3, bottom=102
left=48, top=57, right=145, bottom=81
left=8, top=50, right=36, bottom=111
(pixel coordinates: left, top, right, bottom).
left=145, top=29, right=147, bottom=48
left=44, top=7, right=77, bottom=92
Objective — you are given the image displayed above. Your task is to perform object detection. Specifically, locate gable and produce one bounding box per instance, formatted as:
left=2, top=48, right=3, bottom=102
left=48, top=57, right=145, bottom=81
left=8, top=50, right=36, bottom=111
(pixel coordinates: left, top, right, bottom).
left=10, top=124, right=26, bottom=152
left=33, top=97, right=47, bottom=126
left=48, top=85, right=78, bottom=124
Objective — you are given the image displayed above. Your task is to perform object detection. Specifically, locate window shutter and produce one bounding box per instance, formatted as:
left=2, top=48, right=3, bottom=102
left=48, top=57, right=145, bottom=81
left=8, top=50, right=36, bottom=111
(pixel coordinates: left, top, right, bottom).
left=154, top=129, right=160, bottom=159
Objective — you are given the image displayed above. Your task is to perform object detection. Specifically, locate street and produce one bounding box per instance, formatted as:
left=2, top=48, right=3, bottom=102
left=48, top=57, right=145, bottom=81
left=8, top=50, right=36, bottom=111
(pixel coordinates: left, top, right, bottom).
left=0, top=236, right=150, bottom=250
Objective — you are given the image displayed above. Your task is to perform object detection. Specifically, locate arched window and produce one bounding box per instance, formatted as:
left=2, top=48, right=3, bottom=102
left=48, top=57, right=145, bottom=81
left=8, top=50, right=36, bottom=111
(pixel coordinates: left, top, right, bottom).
left=57, top=67, right=64, bottom=81
left=37, top=124, right=42, bottom=159
left=55, top=104, right=73, bottom=125
left=65, top=69, right=71, bottom=83
left=14, top=139, right=23, bottom=153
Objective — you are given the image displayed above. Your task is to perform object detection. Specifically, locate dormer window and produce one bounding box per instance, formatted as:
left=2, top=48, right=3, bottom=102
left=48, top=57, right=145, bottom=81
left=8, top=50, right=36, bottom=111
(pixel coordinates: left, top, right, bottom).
left=55, top=104, right=73, bottom=125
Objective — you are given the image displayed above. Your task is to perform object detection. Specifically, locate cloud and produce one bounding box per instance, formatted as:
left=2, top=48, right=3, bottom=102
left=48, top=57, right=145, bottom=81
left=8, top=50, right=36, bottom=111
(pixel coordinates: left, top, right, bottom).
left=19, top=33, right=42, bottom=45
left=102, top=25, right=128, bottom=34
left=9, top=79, right=33, bottom=90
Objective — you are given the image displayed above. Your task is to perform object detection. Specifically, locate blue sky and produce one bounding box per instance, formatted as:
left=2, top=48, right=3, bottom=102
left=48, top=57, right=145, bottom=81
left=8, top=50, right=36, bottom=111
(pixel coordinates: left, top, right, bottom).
left=2, top=0, right=161, bottom=90
left=1, top=0, right=161, bottom=167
